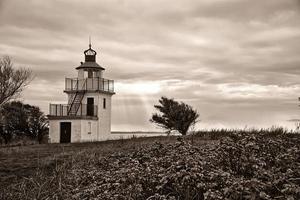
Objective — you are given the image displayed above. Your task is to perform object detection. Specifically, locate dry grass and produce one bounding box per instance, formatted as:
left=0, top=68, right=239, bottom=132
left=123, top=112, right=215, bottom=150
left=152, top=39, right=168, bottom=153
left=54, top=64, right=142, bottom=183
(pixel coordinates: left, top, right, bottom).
left=0, top=136, right=195, bottom=189
left=0, top=135, right=214, bottom=200
left=0, top=131, right=299, bottom=199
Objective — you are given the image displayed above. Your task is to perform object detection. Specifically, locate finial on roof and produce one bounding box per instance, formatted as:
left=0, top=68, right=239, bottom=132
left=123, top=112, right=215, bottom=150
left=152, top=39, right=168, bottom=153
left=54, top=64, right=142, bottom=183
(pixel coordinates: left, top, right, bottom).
left=89, top=36, right=91, bottom=49
left=84, top=37, right=97, bottom=62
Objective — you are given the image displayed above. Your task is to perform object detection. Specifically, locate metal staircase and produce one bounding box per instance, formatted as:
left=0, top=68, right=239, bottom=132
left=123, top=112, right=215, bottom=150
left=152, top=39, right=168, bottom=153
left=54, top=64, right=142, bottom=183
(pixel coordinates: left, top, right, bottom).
left=67, top=79, right=86, bottom=116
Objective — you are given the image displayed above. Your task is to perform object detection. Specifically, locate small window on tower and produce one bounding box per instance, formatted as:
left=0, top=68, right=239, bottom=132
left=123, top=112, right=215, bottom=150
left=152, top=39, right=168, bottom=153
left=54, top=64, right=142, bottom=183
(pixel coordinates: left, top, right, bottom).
left=103, top=98, right=106, bottom=109
left=88, top=122, right=92, bottom=134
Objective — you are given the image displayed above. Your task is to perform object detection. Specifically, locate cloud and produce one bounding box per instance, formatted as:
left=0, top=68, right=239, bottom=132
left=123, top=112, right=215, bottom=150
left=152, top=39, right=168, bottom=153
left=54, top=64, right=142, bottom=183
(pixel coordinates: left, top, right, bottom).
left=1, top=0, right=300, bottom=130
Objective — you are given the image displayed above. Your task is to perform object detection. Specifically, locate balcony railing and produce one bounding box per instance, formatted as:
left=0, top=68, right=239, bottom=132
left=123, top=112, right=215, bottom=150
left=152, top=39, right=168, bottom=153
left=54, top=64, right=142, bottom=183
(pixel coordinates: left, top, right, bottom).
left=65, top=78, right=114, bottom=93
left=49, top=104, right=98, bottom=117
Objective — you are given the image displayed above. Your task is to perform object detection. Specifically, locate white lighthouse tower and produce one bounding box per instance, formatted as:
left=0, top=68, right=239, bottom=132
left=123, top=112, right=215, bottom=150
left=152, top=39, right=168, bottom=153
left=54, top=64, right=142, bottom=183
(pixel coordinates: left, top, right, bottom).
left=48, top=42, right=115, bottom=143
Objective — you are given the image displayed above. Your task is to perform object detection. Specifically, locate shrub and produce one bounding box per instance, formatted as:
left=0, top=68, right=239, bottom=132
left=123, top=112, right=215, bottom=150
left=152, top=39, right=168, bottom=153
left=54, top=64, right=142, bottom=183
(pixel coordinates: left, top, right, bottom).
left=3, top=133, right=299, bottom=199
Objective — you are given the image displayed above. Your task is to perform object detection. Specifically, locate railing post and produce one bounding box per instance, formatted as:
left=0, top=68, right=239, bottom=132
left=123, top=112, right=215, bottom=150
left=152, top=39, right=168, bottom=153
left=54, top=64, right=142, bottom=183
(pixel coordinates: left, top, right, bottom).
left=103, top=79, right=104, bottom=91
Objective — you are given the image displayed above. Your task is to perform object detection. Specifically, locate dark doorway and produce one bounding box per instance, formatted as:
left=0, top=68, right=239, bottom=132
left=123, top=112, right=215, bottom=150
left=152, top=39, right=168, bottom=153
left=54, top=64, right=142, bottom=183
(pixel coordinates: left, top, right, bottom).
left=88, top=70, right=93, bottom=78
left=87, top=97, right=94, bottom=116
left=60, top=122, right=71, bottom=143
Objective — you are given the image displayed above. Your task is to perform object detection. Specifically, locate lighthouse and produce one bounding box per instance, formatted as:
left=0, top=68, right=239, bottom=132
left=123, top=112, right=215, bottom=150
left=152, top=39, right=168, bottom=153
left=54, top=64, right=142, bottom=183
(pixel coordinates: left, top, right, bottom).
left=48, top=42, right=115, bottom=143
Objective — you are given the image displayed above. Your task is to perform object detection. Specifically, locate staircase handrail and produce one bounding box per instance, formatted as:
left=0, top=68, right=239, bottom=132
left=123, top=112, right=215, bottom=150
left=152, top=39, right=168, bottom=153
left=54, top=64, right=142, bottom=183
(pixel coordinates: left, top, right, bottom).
left=67, top=79, right=87, bottom=115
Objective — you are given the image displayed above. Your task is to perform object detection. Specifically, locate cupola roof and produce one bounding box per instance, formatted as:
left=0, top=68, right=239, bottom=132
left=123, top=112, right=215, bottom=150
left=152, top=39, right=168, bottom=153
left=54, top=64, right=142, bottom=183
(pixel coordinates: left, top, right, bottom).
left=76, top=40, right=105, bottom=71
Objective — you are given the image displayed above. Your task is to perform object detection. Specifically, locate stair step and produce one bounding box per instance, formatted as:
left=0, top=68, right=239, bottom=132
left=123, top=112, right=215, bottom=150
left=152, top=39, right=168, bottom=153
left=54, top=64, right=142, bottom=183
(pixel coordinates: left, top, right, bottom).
left=68, top=90, right=85, bottom=115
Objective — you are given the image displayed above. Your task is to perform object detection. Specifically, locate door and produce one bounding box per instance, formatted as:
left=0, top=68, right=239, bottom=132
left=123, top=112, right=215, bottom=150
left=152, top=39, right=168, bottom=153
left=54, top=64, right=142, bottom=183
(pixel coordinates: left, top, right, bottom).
left=87, top=97, right=94, bottom=116
left=60, top=122, right=71, bottom=143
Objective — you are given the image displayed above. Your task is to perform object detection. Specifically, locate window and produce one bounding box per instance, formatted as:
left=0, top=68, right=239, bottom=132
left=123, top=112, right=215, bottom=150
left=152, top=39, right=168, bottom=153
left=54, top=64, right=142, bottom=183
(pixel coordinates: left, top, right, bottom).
left=88, top=70, right=93, bottom=78
left=88, top=122, right=91, bottom=134
left=87, top=97, right=94, bottom=116
left=103, top=98, right=106, bottom=109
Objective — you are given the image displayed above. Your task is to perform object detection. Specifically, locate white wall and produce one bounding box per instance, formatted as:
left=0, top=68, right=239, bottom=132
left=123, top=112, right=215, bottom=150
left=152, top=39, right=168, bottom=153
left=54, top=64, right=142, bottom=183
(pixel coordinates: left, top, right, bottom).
left=82, top=92, right=113, bottom=141
left=80, top=120, right=98, bottom=142
left=50, top=91, right=114, bottom=143
left=49, top=120, right=60, bottom=143
left=49, top=120, right=81, bottom=143
left=49, top=119, right=167, bottom=142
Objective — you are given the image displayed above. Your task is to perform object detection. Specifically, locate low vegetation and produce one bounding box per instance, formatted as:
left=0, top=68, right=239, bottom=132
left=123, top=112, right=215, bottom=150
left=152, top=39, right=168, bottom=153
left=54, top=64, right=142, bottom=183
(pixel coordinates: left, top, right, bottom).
left=1, top=129, right=299, bottom=200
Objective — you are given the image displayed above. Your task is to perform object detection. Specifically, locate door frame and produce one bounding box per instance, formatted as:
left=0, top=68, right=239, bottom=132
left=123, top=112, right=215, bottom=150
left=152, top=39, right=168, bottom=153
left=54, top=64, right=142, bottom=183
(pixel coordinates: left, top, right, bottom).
left=60, top=122, right=71, bottom=143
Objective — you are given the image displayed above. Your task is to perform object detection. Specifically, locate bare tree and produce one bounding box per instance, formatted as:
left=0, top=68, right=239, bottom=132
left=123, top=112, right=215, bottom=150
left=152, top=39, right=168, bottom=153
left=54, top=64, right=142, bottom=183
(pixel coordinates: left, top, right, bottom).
left=0, top=56, right=32, bottom=107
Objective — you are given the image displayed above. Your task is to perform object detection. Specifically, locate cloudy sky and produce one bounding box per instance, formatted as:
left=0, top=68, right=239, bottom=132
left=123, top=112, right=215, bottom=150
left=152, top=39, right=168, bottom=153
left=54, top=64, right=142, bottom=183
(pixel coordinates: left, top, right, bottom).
left=1, top=0, right=300, bottom=131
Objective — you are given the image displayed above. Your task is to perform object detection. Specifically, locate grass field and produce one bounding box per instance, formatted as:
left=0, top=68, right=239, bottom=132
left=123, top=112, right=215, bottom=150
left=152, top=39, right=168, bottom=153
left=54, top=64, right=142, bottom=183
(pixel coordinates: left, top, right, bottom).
left=0, top=136, right=180, bottom=186
left=0, top=132, right=299, bottom=199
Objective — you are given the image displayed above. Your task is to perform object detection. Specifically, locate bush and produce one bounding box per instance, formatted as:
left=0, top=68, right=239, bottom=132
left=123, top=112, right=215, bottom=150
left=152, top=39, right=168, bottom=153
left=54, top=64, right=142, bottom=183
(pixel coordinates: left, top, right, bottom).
left=3, top=133, right=299, bottom=199
left=193, top=127, right=295, bottom=140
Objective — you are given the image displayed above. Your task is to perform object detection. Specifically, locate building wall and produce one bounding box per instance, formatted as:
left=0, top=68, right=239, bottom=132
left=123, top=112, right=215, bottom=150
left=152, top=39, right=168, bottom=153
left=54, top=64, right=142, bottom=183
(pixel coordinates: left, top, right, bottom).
left=50, top=92, right=113, bottom=143
left=49, top=120, right=59, bottom=143
left=80, top=120, right=98, bottom=142
left=99, top=93, right=112, bottom=141
left=81, top=92, right=113, bottom=141
left=49, top=119, right=81, bottom=143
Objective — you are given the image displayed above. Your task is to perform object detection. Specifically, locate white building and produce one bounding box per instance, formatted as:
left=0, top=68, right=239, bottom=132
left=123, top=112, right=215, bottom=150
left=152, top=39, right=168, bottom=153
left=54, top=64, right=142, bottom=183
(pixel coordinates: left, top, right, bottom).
left=48, top=43, right=115, bottom=143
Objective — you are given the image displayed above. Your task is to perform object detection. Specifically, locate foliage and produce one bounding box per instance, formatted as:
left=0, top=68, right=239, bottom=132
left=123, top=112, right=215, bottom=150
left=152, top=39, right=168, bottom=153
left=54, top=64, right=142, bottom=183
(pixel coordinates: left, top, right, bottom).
left=194, top=126, right=294, bottom=140
left=2, top=132, right=299, bottom=199
left=0, top=56, right=32, bottom=107
left=26, top=104, right=49, bottom=143
left=151, top=97, right=199, bottom=135
left=0, top=101, right=48, bottom=144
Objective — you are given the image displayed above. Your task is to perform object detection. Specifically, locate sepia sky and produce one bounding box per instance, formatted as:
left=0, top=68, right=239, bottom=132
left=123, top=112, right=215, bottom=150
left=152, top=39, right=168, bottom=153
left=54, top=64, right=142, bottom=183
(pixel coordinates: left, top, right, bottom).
left=1, top=0, right=300, bottom=131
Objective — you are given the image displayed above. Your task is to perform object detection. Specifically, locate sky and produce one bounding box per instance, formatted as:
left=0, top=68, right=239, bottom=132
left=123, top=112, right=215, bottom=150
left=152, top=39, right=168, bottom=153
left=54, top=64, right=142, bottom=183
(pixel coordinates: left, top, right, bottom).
left=0, top=0, right=300, bottom=131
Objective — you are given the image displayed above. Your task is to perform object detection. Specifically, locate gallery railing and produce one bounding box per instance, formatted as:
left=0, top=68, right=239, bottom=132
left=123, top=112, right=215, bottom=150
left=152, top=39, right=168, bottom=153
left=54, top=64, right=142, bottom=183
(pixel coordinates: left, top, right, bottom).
left=49, top=104, right=98, bottom=117
left=65, top=78, right=114, bottom=93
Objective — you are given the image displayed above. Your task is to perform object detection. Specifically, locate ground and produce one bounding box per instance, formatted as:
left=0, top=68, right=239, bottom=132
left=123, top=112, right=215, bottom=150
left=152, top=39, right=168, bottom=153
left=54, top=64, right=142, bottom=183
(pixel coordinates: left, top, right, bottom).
left=0, top=133, right=299, bottom=200
left=0, top=136, right=185, bottom=190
